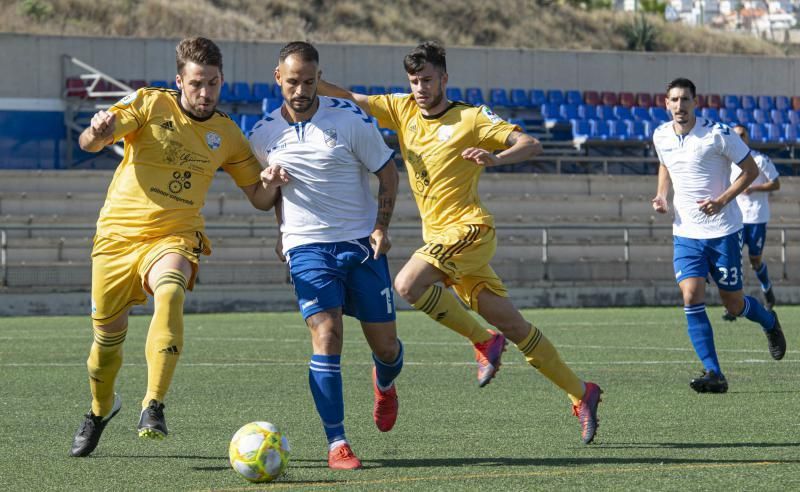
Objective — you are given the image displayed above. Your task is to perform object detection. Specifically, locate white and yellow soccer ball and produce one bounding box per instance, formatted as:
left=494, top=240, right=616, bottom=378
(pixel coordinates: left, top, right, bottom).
left=228, top=421, right=290, bottom=483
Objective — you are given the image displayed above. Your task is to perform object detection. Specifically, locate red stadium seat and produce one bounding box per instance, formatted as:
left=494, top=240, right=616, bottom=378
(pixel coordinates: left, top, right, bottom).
left=653, top=93, right=666, bottom=108
left=65, top=77, right=87, bottom=98
left=706, top=94, right=722, bottom=109
left=583, top=90, right=600, bottom=106
left=695, top=94, right=706, bottom=108
left=600, top=91, right=618, bottom=106
left=635, top=92, right=652, bottom=107
left=618, top=92, right=635, bottom=108
left=792, top=96, right=800, bottom=111
left=128, top=79, right=147, bottom=90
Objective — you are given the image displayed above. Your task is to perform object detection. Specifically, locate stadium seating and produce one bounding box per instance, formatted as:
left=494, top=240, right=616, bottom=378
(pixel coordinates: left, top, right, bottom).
left=583, top=91, right=600, bottom=106
left=529, top=89, right=546, bottom=107
left=368, top=85, right=387, bottom=95
left=600, top=91, right=618, bottom=106
left=775, top=96, right=790, bottom=111
left=127, top=79, right=147, bottom=90
left=239, top=114, right=261, bottom=133
left=252, top=82, right=272, bottom=101
left=653, top=93, right=666, bottom=108
left=350, top=84, right=368, bottom=94
left=231, top=82, right=254, bottom=103
left=446, top=87, right=464, bottom=101
left=149, top=80, right=168, bottom=88
left=261, top=97, right=282, bottom=114
left=465, top=87, right=485, bottom=106
left=618, top=92, right=635, bottom=108
left=218, top=82, right=233, bottom=103
left=489, top=88, right=510, bottom=108
left=510, top=88, right=532, bottom=108
left=741, top=95, right=755, bottom=110
left=65, top=77, right=87, bottom=98
left=388, top=85, right=406, bottom=94
left=723, top=94, right=741, bottom=110
left=546, top=90, right=564, bottom=105
left=634, top=92, right=652, bottom=108
left=758, top=95, right=774, bottom=111
left=565, top=90, right=582, bottom=106
left=695, top=94, right=706, bottom=108
left=706, top=94, right=722, bottom=109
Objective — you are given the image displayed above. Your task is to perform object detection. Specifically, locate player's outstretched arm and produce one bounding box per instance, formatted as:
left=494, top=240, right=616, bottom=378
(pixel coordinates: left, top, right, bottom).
left=317, top=79, right=372, bottom=117
left=745, top=177, right=780, bottom=194
left=79, top=110, right=116, bottom=153
left=698, top=154, right=758, bottom=215
left=461, top=131, right=541, bottom=167
left=652, top=163, right=671, bottom=214
left=370, top=159, right=399, bottom=259
left=240, top=165, right=290, bottom=212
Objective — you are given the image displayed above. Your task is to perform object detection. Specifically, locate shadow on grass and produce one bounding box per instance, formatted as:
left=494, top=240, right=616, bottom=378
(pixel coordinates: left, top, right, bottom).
left=599, top=442, right=800, bottom=450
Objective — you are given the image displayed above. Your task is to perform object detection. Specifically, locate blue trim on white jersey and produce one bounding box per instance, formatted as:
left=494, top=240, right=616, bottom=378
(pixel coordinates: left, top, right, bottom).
left=372, top=155, right=394, bottom=174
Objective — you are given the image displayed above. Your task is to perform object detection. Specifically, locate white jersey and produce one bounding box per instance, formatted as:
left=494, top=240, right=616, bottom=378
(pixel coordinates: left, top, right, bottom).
left=653, top=118, right=750, bottom=239
left=249, top=96, right=394, bottom=253
left=730, top=150, right=779, bottom=224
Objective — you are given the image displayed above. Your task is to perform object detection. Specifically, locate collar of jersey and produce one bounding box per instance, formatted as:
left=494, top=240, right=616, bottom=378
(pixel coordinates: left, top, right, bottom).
left=420, top=101, right=456, bottom=120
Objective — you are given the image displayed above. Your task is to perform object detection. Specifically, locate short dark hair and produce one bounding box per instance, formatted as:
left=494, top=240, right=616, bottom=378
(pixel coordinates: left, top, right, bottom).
left=279, top=41, right=319, bottom=63
left=176, top=37, right=223, bottom=74
left=666, top=77, right=696, bottom=98
left=403, top=41, right=446, bottom=74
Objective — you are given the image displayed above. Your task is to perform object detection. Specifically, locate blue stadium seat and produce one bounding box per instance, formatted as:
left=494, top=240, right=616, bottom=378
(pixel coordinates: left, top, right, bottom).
left=509, top=88, right=532, bottom=108
left=718, top=108, right=735, bottom=125
left=788, top=110, right=800, bottom=126
left=150, top=80, right=168, bottom=88
left=565, top=90, right=582, bottom=106
left=747, top=123, right=767, bottom=143
left=765, top=123, right=782, bottom=142
left=643, top=120, right=658, bottom=138
left=595, top=105, right=615, bottom=121
left=252, top=83, right=272, bottom=101
left=770, top=109, right=786, bottom=125
left=589, top=119, right=609, bottom=140
left=740, top=95, right=755, bottom=110
left=261, top=97, right=282, bottom=114
left=240, top=114, right=261, bottom=134
left=758, top=95, right=774, bottom=111
left=632, top=107, right=651, bottom=122
left=388, top=85, right=406, bottom=94
left=722, top=95, right=741, bottom=110
left=541, top=103, right=565, bottom=125
left=701, top=107, right=720, bottom=121
left=649, top=107, right=669, bottom=123
left=170, top=80, right=179, bottom=91
left=606, top=120, right=628, bottom=140
left=559, top=103, right=580, bottom=121
left=229, top=113, right=243, bottom=130
left=736, top=108, right=754, bottom=125
left=350, top=84, right=368, bottom=94
left=626, top=120, right=648, bottom=141
left=231, top=82, right=254, bottom=103
left=613, top=106, right=633, bottom=121
left=752, top=108, right=767, bottom=125
left=784, top=123, right=799, bottom=143
left=489, top=88, right=510, bottom=108
left=775, top=96, right=790, bottom=111
left=578, top=104, right=598, bottom=120
left=570, top=119, right=591, bottom=140
left=465, top=87, right=485, bottom=106
left=368, top=85, right=387, bottom=95
left=446, top=87, right=464, bottom=101
left=546, top=90, right=564, bottom=105
left=271, top=84, right=283, bottom=98
left=529, top=89, right=546, bottom=107
left=508, top=117, right=527, bottom=131
left=219, top=82, right=234, bottom=103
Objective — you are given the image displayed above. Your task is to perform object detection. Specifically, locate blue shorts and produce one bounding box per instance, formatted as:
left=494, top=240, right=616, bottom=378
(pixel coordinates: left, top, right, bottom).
left=286, top=237, right=396, bottom=322
left=742, top=223, right=767, bottom=257
left=673, top=231, right=743, bottom=291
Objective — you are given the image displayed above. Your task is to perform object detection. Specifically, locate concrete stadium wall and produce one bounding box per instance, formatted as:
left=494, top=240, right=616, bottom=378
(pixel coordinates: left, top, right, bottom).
left=2, top=33, right=800, bottom=98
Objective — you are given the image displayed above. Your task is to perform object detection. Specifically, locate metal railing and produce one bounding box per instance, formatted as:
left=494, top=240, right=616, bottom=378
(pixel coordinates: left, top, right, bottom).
left=2, top=223, right=797, bottom=287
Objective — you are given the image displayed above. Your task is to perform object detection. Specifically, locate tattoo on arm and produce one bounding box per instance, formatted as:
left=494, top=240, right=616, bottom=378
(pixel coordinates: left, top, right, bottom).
left=376, top=192, right=395, bottom=229
left=506, top=132, right=519, bottom=147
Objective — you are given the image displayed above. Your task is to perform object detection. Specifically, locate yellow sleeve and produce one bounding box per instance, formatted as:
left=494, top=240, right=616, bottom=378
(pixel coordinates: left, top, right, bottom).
left=368, top=94, right=400, bottom=131
left=475, top=105, right=520, bottom=152
left=222, top=129, right=262, bottom=187
left=108, top=88, right=148, bottom=142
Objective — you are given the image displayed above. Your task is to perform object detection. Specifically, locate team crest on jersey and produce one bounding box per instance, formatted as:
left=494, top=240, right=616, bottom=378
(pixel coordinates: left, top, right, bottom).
left=205, top=131, right=221, bottom=150
left=323, top=128, right=338, bottom=148
left=481, top=105, right=503, bottom=124
left=437, top=125, right=454, bottom=142
left=118, top=91, right=138, bottom=106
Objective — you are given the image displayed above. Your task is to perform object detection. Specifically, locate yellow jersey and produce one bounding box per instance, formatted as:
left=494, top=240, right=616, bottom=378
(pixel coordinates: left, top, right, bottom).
left=368, top=94, right=517, bottom=239
left=96, top=87, right=262, bottom=241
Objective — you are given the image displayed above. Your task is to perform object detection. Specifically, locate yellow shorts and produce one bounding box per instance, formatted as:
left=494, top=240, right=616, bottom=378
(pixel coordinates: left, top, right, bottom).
left=90, top=231, right=210, bottom=324
left=413, top=224, right=508, bottom=310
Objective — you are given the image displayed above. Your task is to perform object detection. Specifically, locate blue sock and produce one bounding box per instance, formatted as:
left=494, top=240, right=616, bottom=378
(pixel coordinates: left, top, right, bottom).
left=755, top=263, right=772, bottom=292
left=308, top=354, right=345, bottom=444
left=373, top=339, right=404, bottom=390
left=738, top=295, right=777, bottom=332
left=684, top=304, right=721, bottom=375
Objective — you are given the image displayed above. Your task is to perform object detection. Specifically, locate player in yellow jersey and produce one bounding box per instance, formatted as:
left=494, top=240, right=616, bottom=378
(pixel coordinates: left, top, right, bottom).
left=69, top=37, right=278, bottom=457
left=318, top=41, right=603, bottom=444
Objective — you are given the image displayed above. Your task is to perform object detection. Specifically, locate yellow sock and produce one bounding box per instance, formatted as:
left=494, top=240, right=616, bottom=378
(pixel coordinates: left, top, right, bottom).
left=516, top=325, right=585, bottom=404
left=87, top=325, right=127, bottom=416
left=412, top=284, right=491, bottom=344
left=143, top=269, right=187, bottom=408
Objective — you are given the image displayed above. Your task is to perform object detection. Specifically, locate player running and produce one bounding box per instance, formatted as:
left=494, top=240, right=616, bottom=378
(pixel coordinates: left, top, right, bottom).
left=721, top=124, right=780, bottom=320
left=651, top=78, right=786, bottom=394
left=249, top=41, right=403, bottom=470
left=318, top=41, right=602, bottom=444
left=70, top=37, right=275, bottom=457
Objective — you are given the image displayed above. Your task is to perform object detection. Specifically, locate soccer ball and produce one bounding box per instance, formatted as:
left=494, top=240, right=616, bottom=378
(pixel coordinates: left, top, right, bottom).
left=228, top=421, right=290, bottom=483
